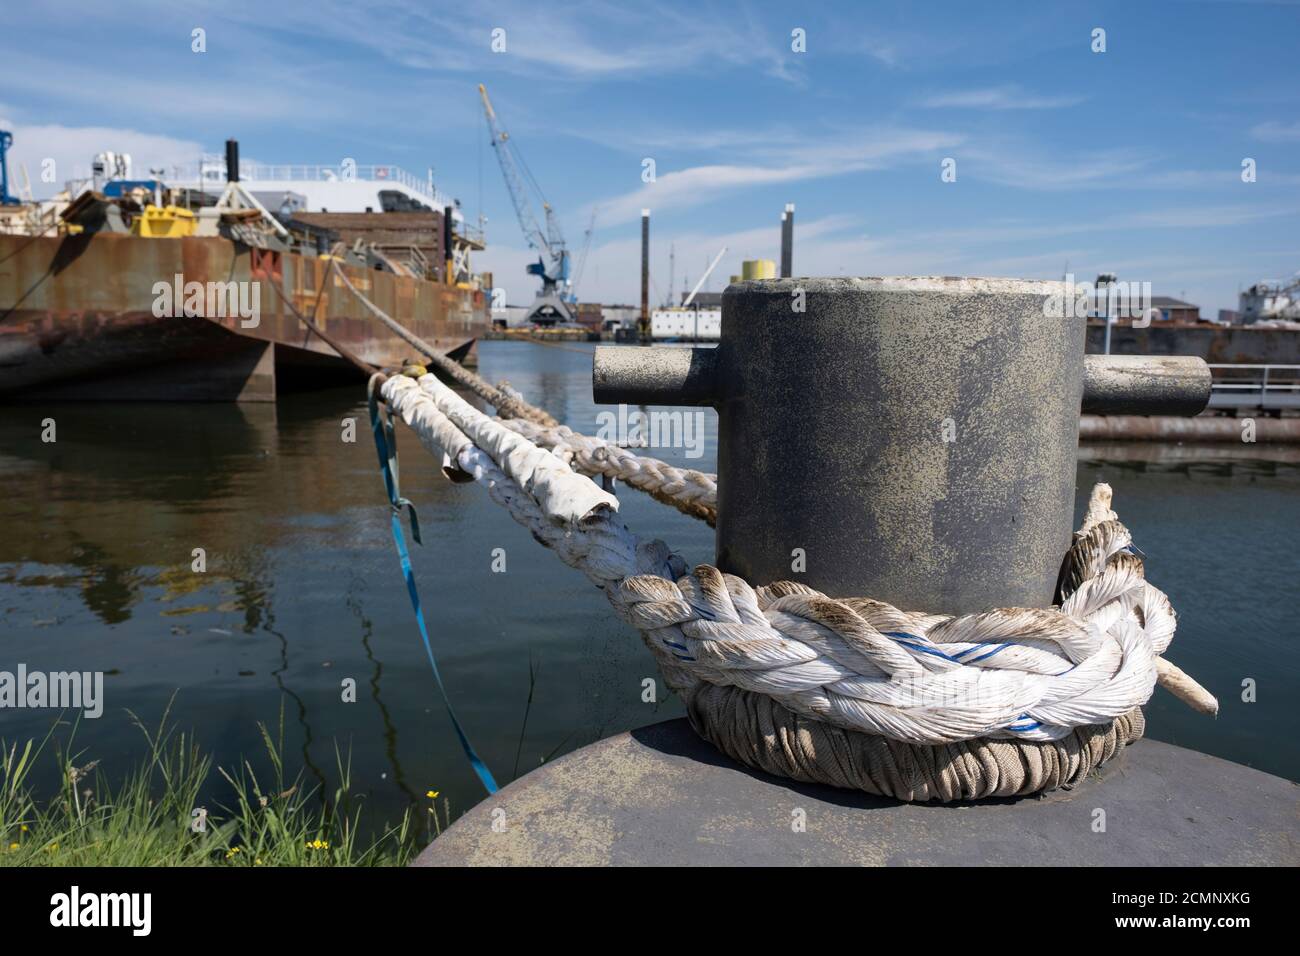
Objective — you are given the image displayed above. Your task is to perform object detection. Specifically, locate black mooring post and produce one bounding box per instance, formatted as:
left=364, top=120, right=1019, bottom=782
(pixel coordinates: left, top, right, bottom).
left=225, top=139, right=239, bottom=183
left=639, top=209, right=650, bottom=344
left=443, top=206, right=455, bottom=284
left=594, top=277, right=1211, bottom=613
left=780, top=204, right=794, bottom=278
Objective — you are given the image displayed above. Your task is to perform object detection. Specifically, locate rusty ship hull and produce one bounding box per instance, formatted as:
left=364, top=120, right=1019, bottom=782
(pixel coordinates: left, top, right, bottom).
left=0, top=234, right=488, bottom=401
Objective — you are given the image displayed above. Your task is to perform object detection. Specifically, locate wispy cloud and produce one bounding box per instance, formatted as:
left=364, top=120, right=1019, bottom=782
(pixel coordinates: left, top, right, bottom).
left=0, top=50, right=345, bottom=125
left=958, top=145, right=1154, bottom=190
left=1251, top=120, right=1300, bottom=141
left=593, top=127, right=963, bottom=223
left=920, top=85, right=1084, bottom=110
left=906, top=203, right=1300, bottom=246
left=0, top=116, right=203, bottom=197
left=199, top=0, right=803, bottom=83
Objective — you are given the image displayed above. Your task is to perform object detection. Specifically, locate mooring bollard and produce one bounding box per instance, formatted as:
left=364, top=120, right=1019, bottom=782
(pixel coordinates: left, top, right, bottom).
left=594, top=277, right=1211, bottom=613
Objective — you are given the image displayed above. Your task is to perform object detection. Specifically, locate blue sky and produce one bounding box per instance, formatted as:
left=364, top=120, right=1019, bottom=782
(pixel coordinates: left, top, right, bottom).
left=2, top=0, right=1298, bottom=312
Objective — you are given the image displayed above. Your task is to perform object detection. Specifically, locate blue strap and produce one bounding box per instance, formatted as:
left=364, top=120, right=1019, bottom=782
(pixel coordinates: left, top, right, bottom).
left=368, top=378, right=499, bottom=795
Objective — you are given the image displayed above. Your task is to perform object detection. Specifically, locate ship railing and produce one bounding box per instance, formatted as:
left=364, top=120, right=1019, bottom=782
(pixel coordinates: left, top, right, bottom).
left=163, top=162, right=453, bottom=207
left=456, top=222, right=486, bottom=246
left=1207, top=363, right=1300, bottom=409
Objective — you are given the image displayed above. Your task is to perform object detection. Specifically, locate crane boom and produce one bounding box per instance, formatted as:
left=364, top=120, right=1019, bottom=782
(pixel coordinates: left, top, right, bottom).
left=478, top=84, right=573, bottom=324
left=684, top=246, right=728, bottom=307
left=571, top=207, right=598, bottom=300
left=478, top=85, right=548, bottom=257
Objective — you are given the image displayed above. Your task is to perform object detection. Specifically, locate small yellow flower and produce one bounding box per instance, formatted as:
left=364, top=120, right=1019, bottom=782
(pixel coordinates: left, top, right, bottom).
left=426, top=790, right=440, bottom=799
left=7, top=842, right=17, bottom=851
left=20, top=825, right=28, bottom=832
left=254, top=858, right=263, bottom=865
left=225, top=847, right=242, bottom=859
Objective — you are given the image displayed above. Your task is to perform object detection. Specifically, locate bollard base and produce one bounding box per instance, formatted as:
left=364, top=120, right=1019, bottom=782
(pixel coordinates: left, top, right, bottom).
left=413, top=719, right=1297, bottom=867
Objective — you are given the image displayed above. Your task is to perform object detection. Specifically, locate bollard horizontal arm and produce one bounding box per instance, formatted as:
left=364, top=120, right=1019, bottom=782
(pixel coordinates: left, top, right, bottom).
left=593, top=345, right=719, bottom=406
left=1081, top=355, right=1211, bottom=416
left=594, top=347, right=1209, bottom=415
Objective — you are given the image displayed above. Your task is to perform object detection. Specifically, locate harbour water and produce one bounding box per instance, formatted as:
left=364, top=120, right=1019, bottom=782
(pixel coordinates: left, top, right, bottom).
left=1, top=340, right=1296, bottom=832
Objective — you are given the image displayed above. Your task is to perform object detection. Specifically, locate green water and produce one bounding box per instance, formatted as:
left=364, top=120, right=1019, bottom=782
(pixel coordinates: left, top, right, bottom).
left=0, top=340, right=1296, bottom=832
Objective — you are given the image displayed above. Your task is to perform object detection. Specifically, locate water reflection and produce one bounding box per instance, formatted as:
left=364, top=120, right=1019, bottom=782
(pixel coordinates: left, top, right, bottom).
left=1, top=343, right=1295, bottom=835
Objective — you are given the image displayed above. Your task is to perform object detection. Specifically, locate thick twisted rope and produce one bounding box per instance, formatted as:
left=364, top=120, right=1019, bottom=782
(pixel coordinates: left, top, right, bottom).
left=499, top=418, right=718, bottom=525
left=330, top=259, right=723, bottom=529
left=686, top=686, right=1147, bottom=800
left=381, top=372, right=1218, bottom=799
left=331, top=259, right=557, bottom=427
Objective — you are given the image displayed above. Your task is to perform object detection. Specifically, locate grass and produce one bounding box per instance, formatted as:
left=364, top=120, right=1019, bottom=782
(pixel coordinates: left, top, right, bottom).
left=0, top=700, right=443, bottom=867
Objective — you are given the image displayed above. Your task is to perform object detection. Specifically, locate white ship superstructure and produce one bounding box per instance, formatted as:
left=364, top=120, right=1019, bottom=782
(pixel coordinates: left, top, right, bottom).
left=651, top=306, right=721, bottom=341
left=68, top=153, right=480, bottom=240
left=1241, top=276, right=1300, bottom=323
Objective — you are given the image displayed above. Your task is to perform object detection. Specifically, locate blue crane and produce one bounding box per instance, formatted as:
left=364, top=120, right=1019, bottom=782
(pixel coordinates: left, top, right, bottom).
left=478, top=85, right=574, bottom=324
left=1, top=130, right=22, bottom=206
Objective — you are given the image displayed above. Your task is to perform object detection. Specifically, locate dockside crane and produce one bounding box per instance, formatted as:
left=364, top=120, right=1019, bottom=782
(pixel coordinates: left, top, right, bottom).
left=478, top=84, right=574, bottom=324
left=0, top=131, right=21, bottom=206
left=570, top=207, right=598, bottom=301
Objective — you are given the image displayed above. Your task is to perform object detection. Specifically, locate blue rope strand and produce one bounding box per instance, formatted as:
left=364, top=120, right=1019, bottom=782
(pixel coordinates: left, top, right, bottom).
left=369, top=379, right=499, bottom=795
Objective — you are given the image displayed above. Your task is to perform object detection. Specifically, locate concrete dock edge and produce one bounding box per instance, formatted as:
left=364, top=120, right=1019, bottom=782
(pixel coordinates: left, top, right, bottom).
left=414, top=718, right=1299, bottom=867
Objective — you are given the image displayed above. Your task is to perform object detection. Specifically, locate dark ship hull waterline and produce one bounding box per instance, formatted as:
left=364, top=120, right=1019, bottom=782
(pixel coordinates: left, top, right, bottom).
left=0, top=234, right=488, bottom=401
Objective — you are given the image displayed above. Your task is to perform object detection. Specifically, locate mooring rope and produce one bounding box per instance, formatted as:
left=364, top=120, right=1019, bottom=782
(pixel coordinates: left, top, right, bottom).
left=289, top=256, right=708, bottom=794
left=380, top=371, right=1219, bottom=800
left=331, top=259, right=557, bottom=427
left=268, top=267, right=379, bottom=373
left=499, top=418, right=718, bottom=525
left=326, top=259, right=723, bottom=524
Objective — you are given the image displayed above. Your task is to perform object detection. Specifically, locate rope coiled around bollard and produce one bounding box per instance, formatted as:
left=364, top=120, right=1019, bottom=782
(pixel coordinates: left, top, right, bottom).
left=380, top=372, right=1219, bottom=801
left=685, top=685, right=1145, bottom=801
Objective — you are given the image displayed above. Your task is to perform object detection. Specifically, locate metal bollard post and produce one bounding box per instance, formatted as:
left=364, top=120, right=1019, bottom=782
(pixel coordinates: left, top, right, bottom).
left=594, top=277, right=1211, bottom=613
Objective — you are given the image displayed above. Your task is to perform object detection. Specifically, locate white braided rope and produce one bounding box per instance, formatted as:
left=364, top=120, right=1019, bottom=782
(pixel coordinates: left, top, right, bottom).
left=499, top=418, right=718, bottom=524
left=380, top=373, right=1219, bottom=747
left=384, top=374, right=683, bottom=586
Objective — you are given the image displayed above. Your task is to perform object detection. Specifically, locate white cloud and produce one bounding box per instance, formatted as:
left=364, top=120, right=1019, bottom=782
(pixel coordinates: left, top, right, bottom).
left=0, top=119, right=203, bottom=198
left=598, top=163, right=849, bottom=226
left=920, top=85, right=1083, bottom=110
left=959, top=145, right=1154, bottom=190
left=0, top=48, right=345, bottom=127
left=1251, top=120, right=1300, bottom=142
left=592, top=128, right=963, bottom=224
left=195, top=0, right=801, bottom=83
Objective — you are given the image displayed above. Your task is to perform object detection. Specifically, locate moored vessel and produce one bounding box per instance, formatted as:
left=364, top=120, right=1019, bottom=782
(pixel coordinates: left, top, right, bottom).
left=0, top=137, right=490, bottom=401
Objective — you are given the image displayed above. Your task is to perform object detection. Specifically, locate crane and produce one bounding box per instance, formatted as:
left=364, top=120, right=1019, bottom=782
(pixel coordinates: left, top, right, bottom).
left=0, top=130, right=21, bottom=206
left=683, top=246, right=728, bottom=307
left=570, top=207, right=598, bottom=301
left=478, top=84, right=574, bottom=324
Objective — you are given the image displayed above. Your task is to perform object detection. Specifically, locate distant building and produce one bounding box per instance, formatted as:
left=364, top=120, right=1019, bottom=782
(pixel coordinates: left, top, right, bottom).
left=1217, top=309, right=1240, bottom=324
left=1148, top=296, right=1200, bottom=323
left=599, top=304, right=641, bottom=331
left=575, top=302, right=603, bottom=330
left=1086, top=286, right=1199, bottom=323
